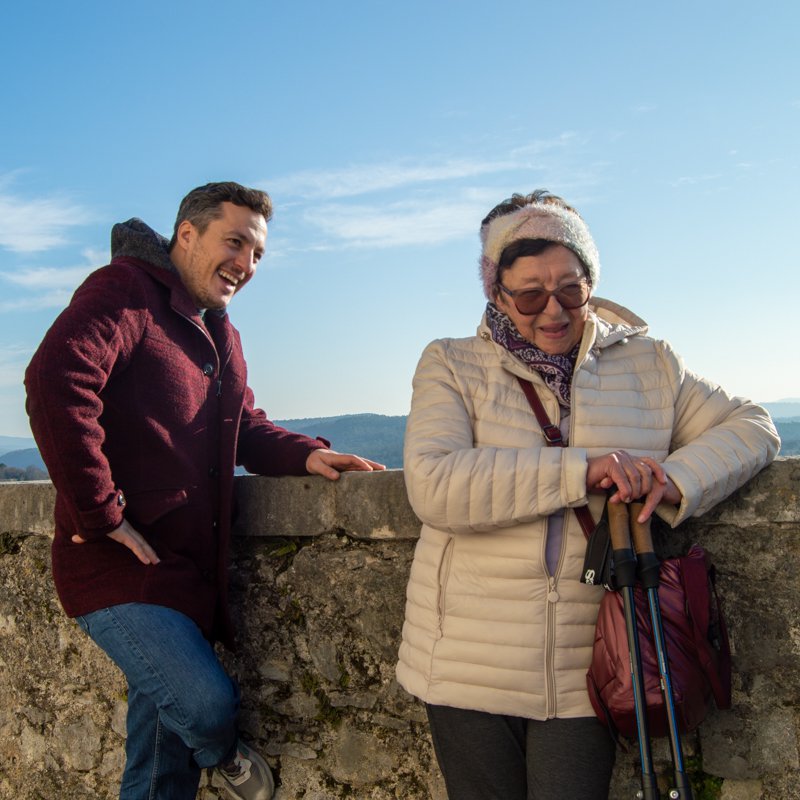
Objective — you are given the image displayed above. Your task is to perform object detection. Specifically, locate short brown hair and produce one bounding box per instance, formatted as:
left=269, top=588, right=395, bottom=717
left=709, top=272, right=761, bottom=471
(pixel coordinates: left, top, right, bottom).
left=170, top=182, right=273, bottom=247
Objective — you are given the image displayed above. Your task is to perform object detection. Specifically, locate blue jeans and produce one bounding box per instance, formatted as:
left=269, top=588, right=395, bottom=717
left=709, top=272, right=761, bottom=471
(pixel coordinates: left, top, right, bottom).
left=76, top=603, right=240, bottom=800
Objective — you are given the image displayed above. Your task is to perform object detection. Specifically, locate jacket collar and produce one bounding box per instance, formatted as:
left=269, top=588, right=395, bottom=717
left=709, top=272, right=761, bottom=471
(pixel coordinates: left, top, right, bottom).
left=589, top=296, right=648, bottom=348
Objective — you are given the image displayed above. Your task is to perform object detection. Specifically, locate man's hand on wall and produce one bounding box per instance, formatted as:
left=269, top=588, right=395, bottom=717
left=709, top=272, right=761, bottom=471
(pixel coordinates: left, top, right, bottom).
left=306, top=449, right=386, bottom=481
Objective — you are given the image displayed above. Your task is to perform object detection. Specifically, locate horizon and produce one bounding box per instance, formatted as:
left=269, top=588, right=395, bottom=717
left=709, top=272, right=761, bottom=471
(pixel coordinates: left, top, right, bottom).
left=2, top=2, right=799, bottom=438
left=3, top=397, right=800, bottom=448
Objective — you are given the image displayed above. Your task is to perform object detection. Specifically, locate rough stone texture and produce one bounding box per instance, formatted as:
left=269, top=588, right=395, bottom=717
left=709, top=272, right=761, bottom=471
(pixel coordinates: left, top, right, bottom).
left=0, top=460, right=797, bottom=799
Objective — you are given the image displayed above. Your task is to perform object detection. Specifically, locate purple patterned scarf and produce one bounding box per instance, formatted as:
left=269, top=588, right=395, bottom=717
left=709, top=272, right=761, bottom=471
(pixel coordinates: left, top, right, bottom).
left=486, top=302, right=579, bottom=408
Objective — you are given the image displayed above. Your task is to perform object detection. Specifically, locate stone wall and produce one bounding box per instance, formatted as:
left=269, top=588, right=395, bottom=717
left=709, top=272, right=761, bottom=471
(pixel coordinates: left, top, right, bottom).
left=0, top=461, right=798, bottom=800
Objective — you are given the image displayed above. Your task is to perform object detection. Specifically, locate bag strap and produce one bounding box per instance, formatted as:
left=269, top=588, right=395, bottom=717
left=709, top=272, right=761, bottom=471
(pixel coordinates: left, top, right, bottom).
left=515, top=376, right=596, bottom=539
left=681, top=551, right=732, bottom=709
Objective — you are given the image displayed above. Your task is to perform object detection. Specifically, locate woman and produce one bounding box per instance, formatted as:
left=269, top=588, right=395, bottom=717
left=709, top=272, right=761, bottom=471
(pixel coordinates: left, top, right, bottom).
left=396, top=191, right=779, bottom=799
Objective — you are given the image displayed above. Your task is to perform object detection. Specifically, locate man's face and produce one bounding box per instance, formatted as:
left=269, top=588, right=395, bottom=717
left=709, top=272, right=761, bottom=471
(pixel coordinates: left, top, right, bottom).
left=173, top=201, right=267, bottom=310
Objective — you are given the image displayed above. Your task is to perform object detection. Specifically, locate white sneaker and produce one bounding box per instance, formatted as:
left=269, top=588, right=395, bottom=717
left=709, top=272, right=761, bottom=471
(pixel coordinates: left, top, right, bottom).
left=216, top=740, right=275, bottom=800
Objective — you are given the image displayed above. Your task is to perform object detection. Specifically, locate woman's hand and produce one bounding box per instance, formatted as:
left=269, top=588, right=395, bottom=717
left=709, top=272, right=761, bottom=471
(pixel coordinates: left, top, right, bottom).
left=306, top=448, right=386, bottom=481
left=72, top=518, right=160, bottom=565
left=586, top=451, right=682, bottom=521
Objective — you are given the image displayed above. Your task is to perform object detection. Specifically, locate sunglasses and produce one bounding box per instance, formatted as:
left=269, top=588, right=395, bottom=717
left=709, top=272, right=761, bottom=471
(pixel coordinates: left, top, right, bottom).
left=496, top=279, right=591, bottom=316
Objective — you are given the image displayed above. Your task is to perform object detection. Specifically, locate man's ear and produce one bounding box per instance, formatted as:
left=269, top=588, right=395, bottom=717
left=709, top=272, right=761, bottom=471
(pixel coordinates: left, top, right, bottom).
left=174, top=219, right=196, bottom=253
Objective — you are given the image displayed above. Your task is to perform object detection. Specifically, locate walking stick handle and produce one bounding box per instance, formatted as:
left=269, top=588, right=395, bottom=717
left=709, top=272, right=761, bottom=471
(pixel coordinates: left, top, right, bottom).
left=630, top=502, right=655, bottom=555
left=607, top=500, right=632, bottom=551
left=631, top=502, right=661, bottom=590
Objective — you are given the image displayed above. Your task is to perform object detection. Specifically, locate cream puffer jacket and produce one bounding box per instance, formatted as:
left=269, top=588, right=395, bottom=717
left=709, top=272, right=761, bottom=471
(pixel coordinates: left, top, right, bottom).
left=396, top=299, right=779, bottom=720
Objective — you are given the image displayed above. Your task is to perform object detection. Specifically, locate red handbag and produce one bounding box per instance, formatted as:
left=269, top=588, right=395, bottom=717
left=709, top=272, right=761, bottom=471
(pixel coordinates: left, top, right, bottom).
left=514, top=376, right=732, bottom=739
left=586, top=544, right=732, bottom=738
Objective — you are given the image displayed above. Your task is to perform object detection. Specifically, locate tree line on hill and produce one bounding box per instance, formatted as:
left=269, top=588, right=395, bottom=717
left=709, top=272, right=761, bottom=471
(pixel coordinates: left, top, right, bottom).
left=1, top=410, right=799, bottom=482
left=0, top=464, right=48, bottom=481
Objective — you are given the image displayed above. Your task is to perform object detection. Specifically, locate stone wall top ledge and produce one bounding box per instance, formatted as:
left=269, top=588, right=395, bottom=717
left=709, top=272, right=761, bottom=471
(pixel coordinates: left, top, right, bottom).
left=1, top=459, right=796, bottom=541
left=233, top=468, right=421, bottom=540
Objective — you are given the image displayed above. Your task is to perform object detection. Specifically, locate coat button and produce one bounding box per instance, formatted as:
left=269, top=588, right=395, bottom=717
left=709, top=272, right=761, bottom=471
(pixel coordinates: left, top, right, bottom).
left=202, top=363, right=214, bottom=376
left=208, top=466, right=218, bottom=477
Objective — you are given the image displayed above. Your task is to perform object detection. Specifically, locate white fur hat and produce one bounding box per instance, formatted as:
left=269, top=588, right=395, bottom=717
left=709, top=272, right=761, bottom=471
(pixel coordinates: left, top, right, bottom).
left=479, top=201, right=600, bottom=298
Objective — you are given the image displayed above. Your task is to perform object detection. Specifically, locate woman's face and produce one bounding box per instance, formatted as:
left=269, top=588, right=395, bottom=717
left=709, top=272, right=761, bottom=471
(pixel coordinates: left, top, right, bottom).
left=494, top=244, right=591, bottom=355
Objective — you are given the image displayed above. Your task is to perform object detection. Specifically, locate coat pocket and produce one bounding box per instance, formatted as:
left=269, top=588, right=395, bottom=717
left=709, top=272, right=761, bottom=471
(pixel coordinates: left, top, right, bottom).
left=125, top=488, right=189, bottom=525
left=436, top=536, right=455, bottom=629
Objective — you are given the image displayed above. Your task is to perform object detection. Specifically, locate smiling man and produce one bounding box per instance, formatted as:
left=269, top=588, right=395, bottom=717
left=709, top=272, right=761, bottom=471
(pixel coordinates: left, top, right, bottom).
left=25, top=182, right=384, bottom=800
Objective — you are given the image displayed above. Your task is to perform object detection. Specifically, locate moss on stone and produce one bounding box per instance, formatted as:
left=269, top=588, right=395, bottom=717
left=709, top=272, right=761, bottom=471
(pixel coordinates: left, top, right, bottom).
left=0, top=531, right=29, bottom=556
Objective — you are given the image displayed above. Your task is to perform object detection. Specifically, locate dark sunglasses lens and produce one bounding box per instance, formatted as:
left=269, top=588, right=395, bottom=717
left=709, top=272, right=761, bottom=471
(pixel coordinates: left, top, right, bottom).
left=514, top=284, right=588, bottom=315
left=514, top=292, right=548, bottom=315
left=557, top=284, right=589, bottom=309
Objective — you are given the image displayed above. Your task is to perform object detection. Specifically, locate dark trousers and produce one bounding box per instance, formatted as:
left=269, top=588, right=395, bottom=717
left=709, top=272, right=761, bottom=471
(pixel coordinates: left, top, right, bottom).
left=426, top=704, right=616, bottom=800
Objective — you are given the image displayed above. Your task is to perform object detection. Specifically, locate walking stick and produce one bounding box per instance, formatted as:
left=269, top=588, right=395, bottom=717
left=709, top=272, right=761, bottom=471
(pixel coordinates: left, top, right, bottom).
left=607, top=501, right=661, bottom=800
left=630, top=503, right=694, bottom=800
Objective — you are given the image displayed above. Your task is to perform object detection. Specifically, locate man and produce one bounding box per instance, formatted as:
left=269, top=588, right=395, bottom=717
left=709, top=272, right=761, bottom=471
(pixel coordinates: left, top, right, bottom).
left=25, top=182, right=384, bottom=800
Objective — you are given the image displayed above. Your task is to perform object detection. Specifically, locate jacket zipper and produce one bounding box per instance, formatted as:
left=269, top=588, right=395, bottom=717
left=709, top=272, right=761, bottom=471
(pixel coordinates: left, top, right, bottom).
left=545, top=575, right=559, bottom=718
left=543, top=399, right=567, bottom=719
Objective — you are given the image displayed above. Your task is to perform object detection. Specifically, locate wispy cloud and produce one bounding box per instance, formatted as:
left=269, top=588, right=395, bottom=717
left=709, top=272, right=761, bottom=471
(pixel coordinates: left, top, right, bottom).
left=304, top=198, right=486, bottom=249
left=0, top=248, right=105, bottom=311
left=0, top=182, right=94, bottom=253
left=266, top=158, right=519, bottom=200
left=0, top=343, right=33, bottom=388
left=265, top=134, right=578, bottom=201
left=262, top=134, right=597, bottom=254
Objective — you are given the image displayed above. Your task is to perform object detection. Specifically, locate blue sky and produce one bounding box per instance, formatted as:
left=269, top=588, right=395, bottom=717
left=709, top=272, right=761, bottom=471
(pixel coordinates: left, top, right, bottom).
left=1, top=0, right=798, bottom=437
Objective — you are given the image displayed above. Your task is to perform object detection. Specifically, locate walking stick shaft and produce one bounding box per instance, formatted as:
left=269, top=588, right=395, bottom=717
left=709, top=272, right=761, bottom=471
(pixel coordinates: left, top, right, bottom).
left=631, top=505, right=694, bottom=800
left=608, top=501, right=661, bottom=799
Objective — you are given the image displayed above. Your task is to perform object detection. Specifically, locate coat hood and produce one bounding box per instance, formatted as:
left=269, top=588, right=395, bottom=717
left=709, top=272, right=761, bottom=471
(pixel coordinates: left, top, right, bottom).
left=589, top=296, right=648, bottom=348
left=109, top=218, right=227, bottom=319
left=110, top=218, right=176, bottom=274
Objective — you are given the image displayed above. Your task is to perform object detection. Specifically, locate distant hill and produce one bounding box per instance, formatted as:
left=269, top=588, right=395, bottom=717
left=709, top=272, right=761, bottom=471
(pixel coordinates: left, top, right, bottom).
left=0, top=436, right=36, bottom=457
left=275, top=413, right=799, bottom=460
left=3, top=406, right=799, bottom=482
left=762, top=400, right=800, bottom=420
left=761, top=402, right=799, bottom=454
left=0, top=448, right=48, bottom=480
left=0, top=448, right=47, bottom=471
left=275, top=413, right=406, bottom=469
left=776, top=420, right=800, bottom=456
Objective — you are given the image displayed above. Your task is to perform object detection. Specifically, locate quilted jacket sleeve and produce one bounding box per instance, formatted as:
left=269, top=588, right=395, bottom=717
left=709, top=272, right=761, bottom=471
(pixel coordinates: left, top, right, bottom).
left=657, top=340, right=780, bottom=525
left=403, top=340, right=589, bottom=534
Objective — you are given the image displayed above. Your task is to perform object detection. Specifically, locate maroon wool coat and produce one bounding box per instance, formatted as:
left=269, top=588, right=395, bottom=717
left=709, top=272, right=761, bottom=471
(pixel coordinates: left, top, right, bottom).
left=25, top=250, right=325, bottom=648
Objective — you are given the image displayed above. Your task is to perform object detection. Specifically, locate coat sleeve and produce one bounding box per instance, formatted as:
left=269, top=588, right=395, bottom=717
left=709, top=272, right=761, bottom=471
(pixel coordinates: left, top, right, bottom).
left=235, top=386, right=328, bottom=477
left=656, top=340, right=780, bottom=525
left=24, top=267, right=142, bottom=539
left=403, top=340, right=589, bottom=534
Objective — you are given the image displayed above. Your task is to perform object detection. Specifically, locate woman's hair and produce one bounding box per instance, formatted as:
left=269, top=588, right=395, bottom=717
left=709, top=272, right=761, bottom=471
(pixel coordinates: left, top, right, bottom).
left=170, top=182, right=273, bottom=248
left=496, top=238, right=560, bottom=271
